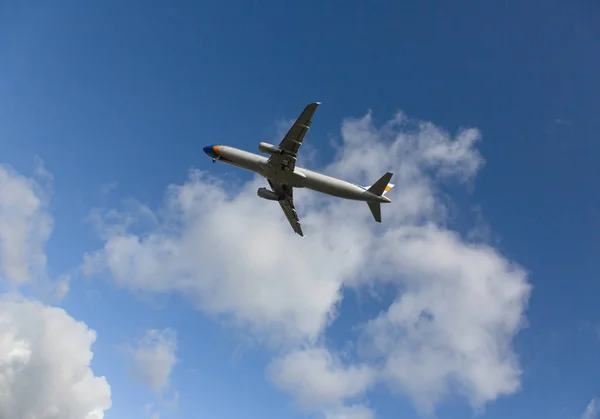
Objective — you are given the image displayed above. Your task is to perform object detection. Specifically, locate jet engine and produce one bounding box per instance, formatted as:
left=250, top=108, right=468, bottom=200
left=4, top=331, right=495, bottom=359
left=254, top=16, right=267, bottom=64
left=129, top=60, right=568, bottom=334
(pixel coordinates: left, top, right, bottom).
left=257, top=187, right=280, bottom=201
left=258, top=142, right=282, bottom=155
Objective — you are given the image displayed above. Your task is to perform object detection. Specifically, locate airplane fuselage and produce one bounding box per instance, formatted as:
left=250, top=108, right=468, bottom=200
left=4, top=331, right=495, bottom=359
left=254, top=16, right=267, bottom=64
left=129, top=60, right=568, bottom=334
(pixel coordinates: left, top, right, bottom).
left=203, top=145, right=390, bottom=203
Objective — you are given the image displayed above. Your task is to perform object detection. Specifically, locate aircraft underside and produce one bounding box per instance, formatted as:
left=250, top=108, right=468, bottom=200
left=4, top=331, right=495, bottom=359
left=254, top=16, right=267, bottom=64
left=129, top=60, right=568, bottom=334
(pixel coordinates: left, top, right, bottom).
left=203, top=102, right=394, bottom=236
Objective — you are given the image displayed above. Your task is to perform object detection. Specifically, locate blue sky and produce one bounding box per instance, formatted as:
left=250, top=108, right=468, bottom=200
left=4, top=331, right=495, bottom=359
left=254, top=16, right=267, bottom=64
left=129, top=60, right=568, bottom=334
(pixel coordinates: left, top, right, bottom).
left=0, top=1, right=599, bottom=418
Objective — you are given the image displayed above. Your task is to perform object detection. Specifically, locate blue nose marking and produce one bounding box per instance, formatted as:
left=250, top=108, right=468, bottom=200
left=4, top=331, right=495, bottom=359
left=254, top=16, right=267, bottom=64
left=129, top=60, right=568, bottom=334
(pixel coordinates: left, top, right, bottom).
left=203, top=145, right=219, bottom=159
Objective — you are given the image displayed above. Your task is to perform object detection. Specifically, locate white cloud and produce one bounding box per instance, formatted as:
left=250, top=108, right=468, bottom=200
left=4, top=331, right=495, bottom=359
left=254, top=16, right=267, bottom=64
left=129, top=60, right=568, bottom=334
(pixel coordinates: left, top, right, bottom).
left=0, top=163, right=53, bottom=286
left=83, top=109, right=531, bottom=417
left=268, top=347, right=375, bottom=409
left=268, top=346, right=375, bottom=419
left=582, top=399, right=598, bottom=419
left=325, top=405, right=375, bottom=419
left=0, top=295, right=111, bottom=418
left=54, top=273, right=71, bottom=300
left=127, top=329, right=179, bottom=417
left=128, top=328, right=178, bottom=395
left=0, top=163, right=112, bottom=417
left=360, top=225, right=529, bottom=413
left=84, top=178, right=349, bottom=345
left=33, top=156, right=54, bottom=185
left=144, top=402, right=163, bottom=419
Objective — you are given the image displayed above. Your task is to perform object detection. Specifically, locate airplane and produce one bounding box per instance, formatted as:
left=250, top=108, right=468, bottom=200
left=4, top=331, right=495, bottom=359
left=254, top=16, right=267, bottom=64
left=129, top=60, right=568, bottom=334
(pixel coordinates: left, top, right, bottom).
left=203, top=102, right=394, bottom=237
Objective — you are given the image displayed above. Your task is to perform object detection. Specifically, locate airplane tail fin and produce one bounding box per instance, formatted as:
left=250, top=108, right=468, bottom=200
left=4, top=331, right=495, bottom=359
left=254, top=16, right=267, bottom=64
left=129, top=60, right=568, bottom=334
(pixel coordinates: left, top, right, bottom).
left=365, top=172, right=394, bottom=197
left=365, top=172, right=394, bottom=223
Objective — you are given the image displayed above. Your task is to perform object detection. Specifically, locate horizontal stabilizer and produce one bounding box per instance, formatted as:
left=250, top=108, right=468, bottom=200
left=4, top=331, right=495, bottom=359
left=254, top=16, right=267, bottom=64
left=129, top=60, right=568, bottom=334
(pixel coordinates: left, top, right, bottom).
left=367, top=202, right=382, bottom=223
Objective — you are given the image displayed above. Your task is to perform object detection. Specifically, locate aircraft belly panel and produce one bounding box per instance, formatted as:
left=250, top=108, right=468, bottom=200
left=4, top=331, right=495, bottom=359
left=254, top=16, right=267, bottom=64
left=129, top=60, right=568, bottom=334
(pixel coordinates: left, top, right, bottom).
left=260, top=165, right=306, bottom=187
left=299, top=169, right=366, bottom=200
left=221, top=148, right=268, bottom=173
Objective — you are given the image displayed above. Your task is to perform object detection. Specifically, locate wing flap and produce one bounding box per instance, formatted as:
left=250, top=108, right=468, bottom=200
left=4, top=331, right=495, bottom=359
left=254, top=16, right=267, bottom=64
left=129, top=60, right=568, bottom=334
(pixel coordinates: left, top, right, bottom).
left=268, top=180, right=304, bottom=237
left=279, top=198, right=304, bottom=237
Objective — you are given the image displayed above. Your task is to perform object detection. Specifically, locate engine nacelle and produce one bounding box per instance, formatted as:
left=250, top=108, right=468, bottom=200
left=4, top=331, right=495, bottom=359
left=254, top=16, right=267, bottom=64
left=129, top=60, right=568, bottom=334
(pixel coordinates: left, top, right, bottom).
left=257, top=187, right=280, bottom=201
left=258, top=142, right=282, bottom=155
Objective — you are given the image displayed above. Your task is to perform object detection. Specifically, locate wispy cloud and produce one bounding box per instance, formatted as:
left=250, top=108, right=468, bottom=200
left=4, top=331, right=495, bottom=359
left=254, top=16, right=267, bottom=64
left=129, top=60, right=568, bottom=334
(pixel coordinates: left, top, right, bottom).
left=0, top=163, right=53, bottom=286
left=582, top=399, right=598, bottom=419
left=126, top=328, right=179, bottom=412
left=0, top=161, right=75, bottom=302
left=100, top=181, right=118, bottom=195
left=128, top=328, right=178, bottom=392
left=555, top=118, right=572, bottom=126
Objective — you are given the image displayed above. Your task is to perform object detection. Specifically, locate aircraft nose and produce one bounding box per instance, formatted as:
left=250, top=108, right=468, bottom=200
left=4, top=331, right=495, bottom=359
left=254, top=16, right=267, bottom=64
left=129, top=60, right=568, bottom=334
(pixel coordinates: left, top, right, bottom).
left=203, top=145, right=220, bottom=159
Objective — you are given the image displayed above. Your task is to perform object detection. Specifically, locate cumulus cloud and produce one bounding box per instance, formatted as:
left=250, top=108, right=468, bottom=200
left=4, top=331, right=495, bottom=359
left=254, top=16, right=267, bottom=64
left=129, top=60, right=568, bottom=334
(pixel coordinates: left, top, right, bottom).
left=82, top=109, right=531, bottom=416
left=268, top=347, right=375, bottom=409
left=360, top=225, right=528, bottom=413
left=83, top=177, right=349, bottom=345
left=128, top=328, right=178, bottom=394
left=0, top=163, right=53, bottom=286
left=268, top=346, right=376, bottom=419
left=0, top=295, right=111, bottom=418
left=0, top=163, right=112, bottom=417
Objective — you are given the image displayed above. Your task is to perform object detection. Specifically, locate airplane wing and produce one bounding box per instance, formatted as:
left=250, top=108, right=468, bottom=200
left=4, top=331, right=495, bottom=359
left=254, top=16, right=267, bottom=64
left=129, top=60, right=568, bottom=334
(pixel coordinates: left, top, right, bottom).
left=268, top=102, right=320, bottom=172
left=268, top=179, right=303, bottom=237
